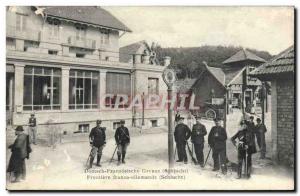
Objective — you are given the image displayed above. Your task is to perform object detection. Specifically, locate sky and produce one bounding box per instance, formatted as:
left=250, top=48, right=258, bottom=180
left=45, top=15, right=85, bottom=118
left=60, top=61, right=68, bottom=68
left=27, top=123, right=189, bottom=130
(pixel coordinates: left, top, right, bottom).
left=105, top=6, right=294, bottom=55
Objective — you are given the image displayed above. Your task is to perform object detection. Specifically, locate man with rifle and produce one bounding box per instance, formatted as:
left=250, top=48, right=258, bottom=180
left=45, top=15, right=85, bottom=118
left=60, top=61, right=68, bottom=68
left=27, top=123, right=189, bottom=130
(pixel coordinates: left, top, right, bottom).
left=208, top=118, right=227, bottom=174
left=115, top=120, right=130, bottom=165
left=88, top=120, right=106, bottom=169
left=174, top=116, right=191, bottom=164
left=191, top=115, right=207, bottom=167
left=231, top=120, right=257, bottom=179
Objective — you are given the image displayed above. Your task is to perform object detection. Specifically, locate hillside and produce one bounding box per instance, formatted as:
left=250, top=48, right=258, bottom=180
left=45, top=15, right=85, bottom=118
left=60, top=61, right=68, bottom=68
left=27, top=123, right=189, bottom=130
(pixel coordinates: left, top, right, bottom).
left=154, top=45, right=273, bottom=79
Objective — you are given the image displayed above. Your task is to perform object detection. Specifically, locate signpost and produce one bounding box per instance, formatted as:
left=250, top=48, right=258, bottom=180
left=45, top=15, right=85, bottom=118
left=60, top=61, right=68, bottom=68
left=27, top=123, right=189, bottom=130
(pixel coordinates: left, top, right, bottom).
left=162, top=68, right=176, bottom=169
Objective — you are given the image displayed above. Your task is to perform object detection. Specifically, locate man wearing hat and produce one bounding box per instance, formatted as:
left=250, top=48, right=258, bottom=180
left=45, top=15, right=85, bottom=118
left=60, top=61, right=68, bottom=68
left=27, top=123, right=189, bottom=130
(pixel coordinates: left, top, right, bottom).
left=208, top=118, right=227, bottom=174
left=88, top=120, right=106, bottom=168
left=255, top=118, right=267, bottom=159
left=191, top=115, right=207, bottom=167
left=174, top=116, right=191, bottom=164
left=28, top=113, right=37, bottom=145
left=7, top=126, right=31, bottom=182
left=115, top=120, right=130, bottom=165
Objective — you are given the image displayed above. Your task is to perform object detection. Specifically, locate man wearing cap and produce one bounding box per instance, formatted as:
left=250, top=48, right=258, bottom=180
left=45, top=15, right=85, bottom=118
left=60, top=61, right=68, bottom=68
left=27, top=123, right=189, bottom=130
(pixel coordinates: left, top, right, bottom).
left=88, top=120, right=106, bottom=168
left=255, top=118, right=267, bottom=159
left=231, top=120, right=257, bottom=179
left=191, top=116, right=207, bottom=167
left=115, top=120, right=130, bottom=165
left=174, top=117, right=191, bottom=164
left=7, top=126, right=31, bottom=182
left=208, top=118, right=227, bottom=174
left=28, top=113, right=37, bottom=145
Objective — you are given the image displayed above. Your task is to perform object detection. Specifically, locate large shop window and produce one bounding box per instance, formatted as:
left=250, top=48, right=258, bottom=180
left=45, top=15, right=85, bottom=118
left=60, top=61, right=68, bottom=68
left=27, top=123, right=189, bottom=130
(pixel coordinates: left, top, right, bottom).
left=23, top=66, right=61, bottom=111
left=106, top=72, right=131, bottom=108
left=69, top=70, right=98, bottom=110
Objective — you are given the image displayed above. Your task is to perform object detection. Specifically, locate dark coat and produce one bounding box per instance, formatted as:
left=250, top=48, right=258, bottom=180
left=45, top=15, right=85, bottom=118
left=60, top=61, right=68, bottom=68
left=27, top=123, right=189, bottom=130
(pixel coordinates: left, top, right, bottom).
left=255, top=124, right=267, bottom=134
left=89, top=126, right=106, bottom=147
left=115, top=126, right=130, bottom=145
left=231, top=128, right=257, bottom=154
left=174, top=123, right=191, bottom=144
left=208, top=126, right=227, bottom=151
left=29, top=117, right=36, bottom=127
left=191, top=122, right=207, bottom=144
left=7, top=133, right=31, bottom=173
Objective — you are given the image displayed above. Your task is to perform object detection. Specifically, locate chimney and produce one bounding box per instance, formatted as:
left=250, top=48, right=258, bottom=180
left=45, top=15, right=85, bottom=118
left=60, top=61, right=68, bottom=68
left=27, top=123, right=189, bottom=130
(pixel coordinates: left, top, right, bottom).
left=163, top=56, right=171, bottom=66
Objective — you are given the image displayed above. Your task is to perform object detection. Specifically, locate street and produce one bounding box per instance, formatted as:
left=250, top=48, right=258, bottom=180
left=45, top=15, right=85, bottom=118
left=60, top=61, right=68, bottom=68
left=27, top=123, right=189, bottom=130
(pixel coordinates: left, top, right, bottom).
left=6, top=111, right=294, bottom=190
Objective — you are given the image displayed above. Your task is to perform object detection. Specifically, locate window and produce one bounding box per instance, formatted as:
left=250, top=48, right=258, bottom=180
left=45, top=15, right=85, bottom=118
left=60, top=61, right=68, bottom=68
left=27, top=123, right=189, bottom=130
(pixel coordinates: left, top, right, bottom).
left=69, top=70, right=99, bottom=110
left=106, top=72, right=131, bottom=108
left=48, top=19, right=60, bottom=39
left=113, top=122, right=121, bottom=129
left=100, top=29, right=110, bottom=45
left=48, top=50, right=58, bottom=55
left=76, top=53, right=85, bottom=58
left=148, top=78, right=159, bottom=95
left=16, top=13, right=26, bottom=31
left=76, top=26, right=86, bottom=41
left=23, top=66, right=61, bottom=111
left=151, top=120, right=158, bottom=127
left=79, top=124, right=89, bottom=133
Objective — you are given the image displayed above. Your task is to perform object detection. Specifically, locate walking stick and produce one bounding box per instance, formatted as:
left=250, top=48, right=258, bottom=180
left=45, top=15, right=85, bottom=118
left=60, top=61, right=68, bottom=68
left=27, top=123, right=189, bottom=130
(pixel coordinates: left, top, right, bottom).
left=110, top=145, right=118, bottom=163
left=85, top=147, right=93, bottom=167
left=174, top=144, right=177, bottom=160
left=204, top=147, right=212, bottom=167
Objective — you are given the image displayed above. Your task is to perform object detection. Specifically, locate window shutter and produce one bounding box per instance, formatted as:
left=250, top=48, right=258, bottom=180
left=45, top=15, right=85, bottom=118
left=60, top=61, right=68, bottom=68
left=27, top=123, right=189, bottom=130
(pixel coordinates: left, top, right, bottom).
left=16, top=14, right=21, bottom=31
left=22, top=15, right=27, bottom=31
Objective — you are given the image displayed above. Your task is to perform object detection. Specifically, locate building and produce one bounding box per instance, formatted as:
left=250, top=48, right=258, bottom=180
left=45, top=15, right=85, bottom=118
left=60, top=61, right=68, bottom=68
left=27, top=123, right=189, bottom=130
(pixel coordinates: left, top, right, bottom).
left=251, top=46, right=295, bottom=167
left=6, top=6, right=169, bottom=136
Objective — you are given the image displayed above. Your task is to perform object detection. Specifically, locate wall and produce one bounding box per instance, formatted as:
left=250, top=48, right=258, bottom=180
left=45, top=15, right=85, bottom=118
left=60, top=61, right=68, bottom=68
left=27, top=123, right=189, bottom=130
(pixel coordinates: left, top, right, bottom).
left=276, top=78, right=294, bottom=167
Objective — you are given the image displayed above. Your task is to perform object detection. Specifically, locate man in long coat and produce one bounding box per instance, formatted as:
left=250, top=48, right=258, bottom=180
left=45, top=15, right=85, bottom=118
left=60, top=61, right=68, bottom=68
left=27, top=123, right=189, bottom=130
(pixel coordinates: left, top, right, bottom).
left=7, top=126, right=31, bottom=183
left=115, top=120, right=130, bottom=165
left=208, top=118, right=227, bottom=174
left=191, top=115, right=207, bottom=167
left=255, top=118, right=267, bottom=159
left=88, top=120, right=106, bottom=168
left=174, top=117, right=191, bottom=164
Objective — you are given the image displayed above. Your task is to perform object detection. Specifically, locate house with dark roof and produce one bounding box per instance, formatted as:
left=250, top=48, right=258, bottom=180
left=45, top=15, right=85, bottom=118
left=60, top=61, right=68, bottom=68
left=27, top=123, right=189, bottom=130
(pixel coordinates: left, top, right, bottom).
left=251, top=45, right=295, bottom=167
left=6, top=6, right=170, bottom=137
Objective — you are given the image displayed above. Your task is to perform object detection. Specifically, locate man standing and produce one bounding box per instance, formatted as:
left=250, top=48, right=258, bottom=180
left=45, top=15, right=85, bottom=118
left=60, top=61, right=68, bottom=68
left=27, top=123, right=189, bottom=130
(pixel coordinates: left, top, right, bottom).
left=7, top=126, right=31, bottom=183
left=28, top=113, right=37, bottom=145
left=231, top=120, right=257, bottom=179
left=88, top=120, right=106, bottom=169
left=208, top=118, right=227, bottom=174
left=174, top=117, right=191, bottom=164
left=191, top=116, right=207, bottom=167
left=115, top=120, right=130, bottom=165
left=255, top=118, right=267, bottom=159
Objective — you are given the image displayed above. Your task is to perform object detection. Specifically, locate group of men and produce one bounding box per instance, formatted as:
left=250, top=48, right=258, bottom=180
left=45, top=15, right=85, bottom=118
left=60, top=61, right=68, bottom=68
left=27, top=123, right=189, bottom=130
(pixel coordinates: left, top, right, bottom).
left=174, top=114, right=267, bottom=178
left=87, top=120, right=130, bottom=169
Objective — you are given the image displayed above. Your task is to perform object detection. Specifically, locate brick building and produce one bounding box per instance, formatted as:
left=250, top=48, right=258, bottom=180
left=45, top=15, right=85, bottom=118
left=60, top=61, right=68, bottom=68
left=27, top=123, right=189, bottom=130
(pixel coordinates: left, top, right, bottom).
left=6, top=6, right=169, bottom=136
left=251, top=45, right=295, bottom=167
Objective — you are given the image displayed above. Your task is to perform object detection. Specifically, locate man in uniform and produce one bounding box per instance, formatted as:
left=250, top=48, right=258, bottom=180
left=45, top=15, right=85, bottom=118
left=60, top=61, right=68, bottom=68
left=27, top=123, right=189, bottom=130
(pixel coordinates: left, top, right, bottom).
left=88, top=120, right=106, bottom=169
left=208, top=118, right=227, bottom=174
left=174, top=117, right=191, bottom=164
left=255, top=118, right=267, bottom=159
left=231, top=120, right=257, bottom=179
left=191, top=115, right=207, bottom=167
left=28, top=113, right=37, bottom=145
left=7, top=126, right=31, bottom=182
left=115, top=120, right=130, bottom=165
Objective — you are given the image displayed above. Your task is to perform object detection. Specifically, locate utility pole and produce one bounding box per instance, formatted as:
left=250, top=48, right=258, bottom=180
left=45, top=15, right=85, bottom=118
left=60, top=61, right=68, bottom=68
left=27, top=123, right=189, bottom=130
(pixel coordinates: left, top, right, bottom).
left=223, top=93, right=227, bottom=131
left=162, top=68, right=176, bottom=170
left=261, top=82, right=266, bottom=125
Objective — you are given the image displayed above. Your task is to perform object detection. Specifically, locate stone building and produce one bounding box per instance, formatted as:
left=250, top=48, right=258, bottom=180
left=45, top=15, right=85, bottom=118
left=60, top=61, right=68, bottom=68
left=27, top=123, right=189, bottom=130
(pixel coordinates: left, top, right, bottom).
left=251, top=46, right=295, bottom=167
left=6, top=6, right=169, bottom=136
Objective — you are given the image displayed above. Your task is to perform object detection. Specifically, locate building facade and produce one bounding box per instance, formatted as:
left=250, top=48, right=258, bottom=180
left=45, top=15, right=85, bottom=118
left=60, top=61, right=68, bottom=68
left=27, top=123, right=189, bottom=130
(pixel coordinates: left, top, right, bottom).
left=251, top=46, right=295, bottom=167
left=6, top=6, right=169, bottom=135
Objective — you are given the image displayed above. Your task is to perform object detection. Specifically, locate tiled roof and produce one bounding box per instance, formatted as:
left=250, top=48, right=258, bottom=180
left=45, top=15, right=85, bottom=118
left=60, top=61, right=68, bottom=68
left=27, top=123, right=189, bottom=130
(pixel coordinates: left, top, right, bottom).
left=206, top=65, right=226, bottom=86
left=251, top=45, right=294, bottom=77
left=175, top=78, right=198, bottom=93
left=43, top=6, right=132, bottom=32
left=223, top=49, right=266, bottom=64
left=119, top=41, right=146, bottom=63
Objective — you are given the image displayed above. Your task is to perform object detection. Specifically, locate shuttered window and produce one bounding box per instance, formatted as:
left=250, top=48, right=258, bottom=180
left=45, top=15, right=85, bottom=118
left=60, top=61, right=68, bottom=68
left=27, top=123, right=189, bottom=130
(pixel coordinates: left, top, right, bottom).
left=16, top=13, right=26, bottom=31
left=106, top=72, right=131, bottom=108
